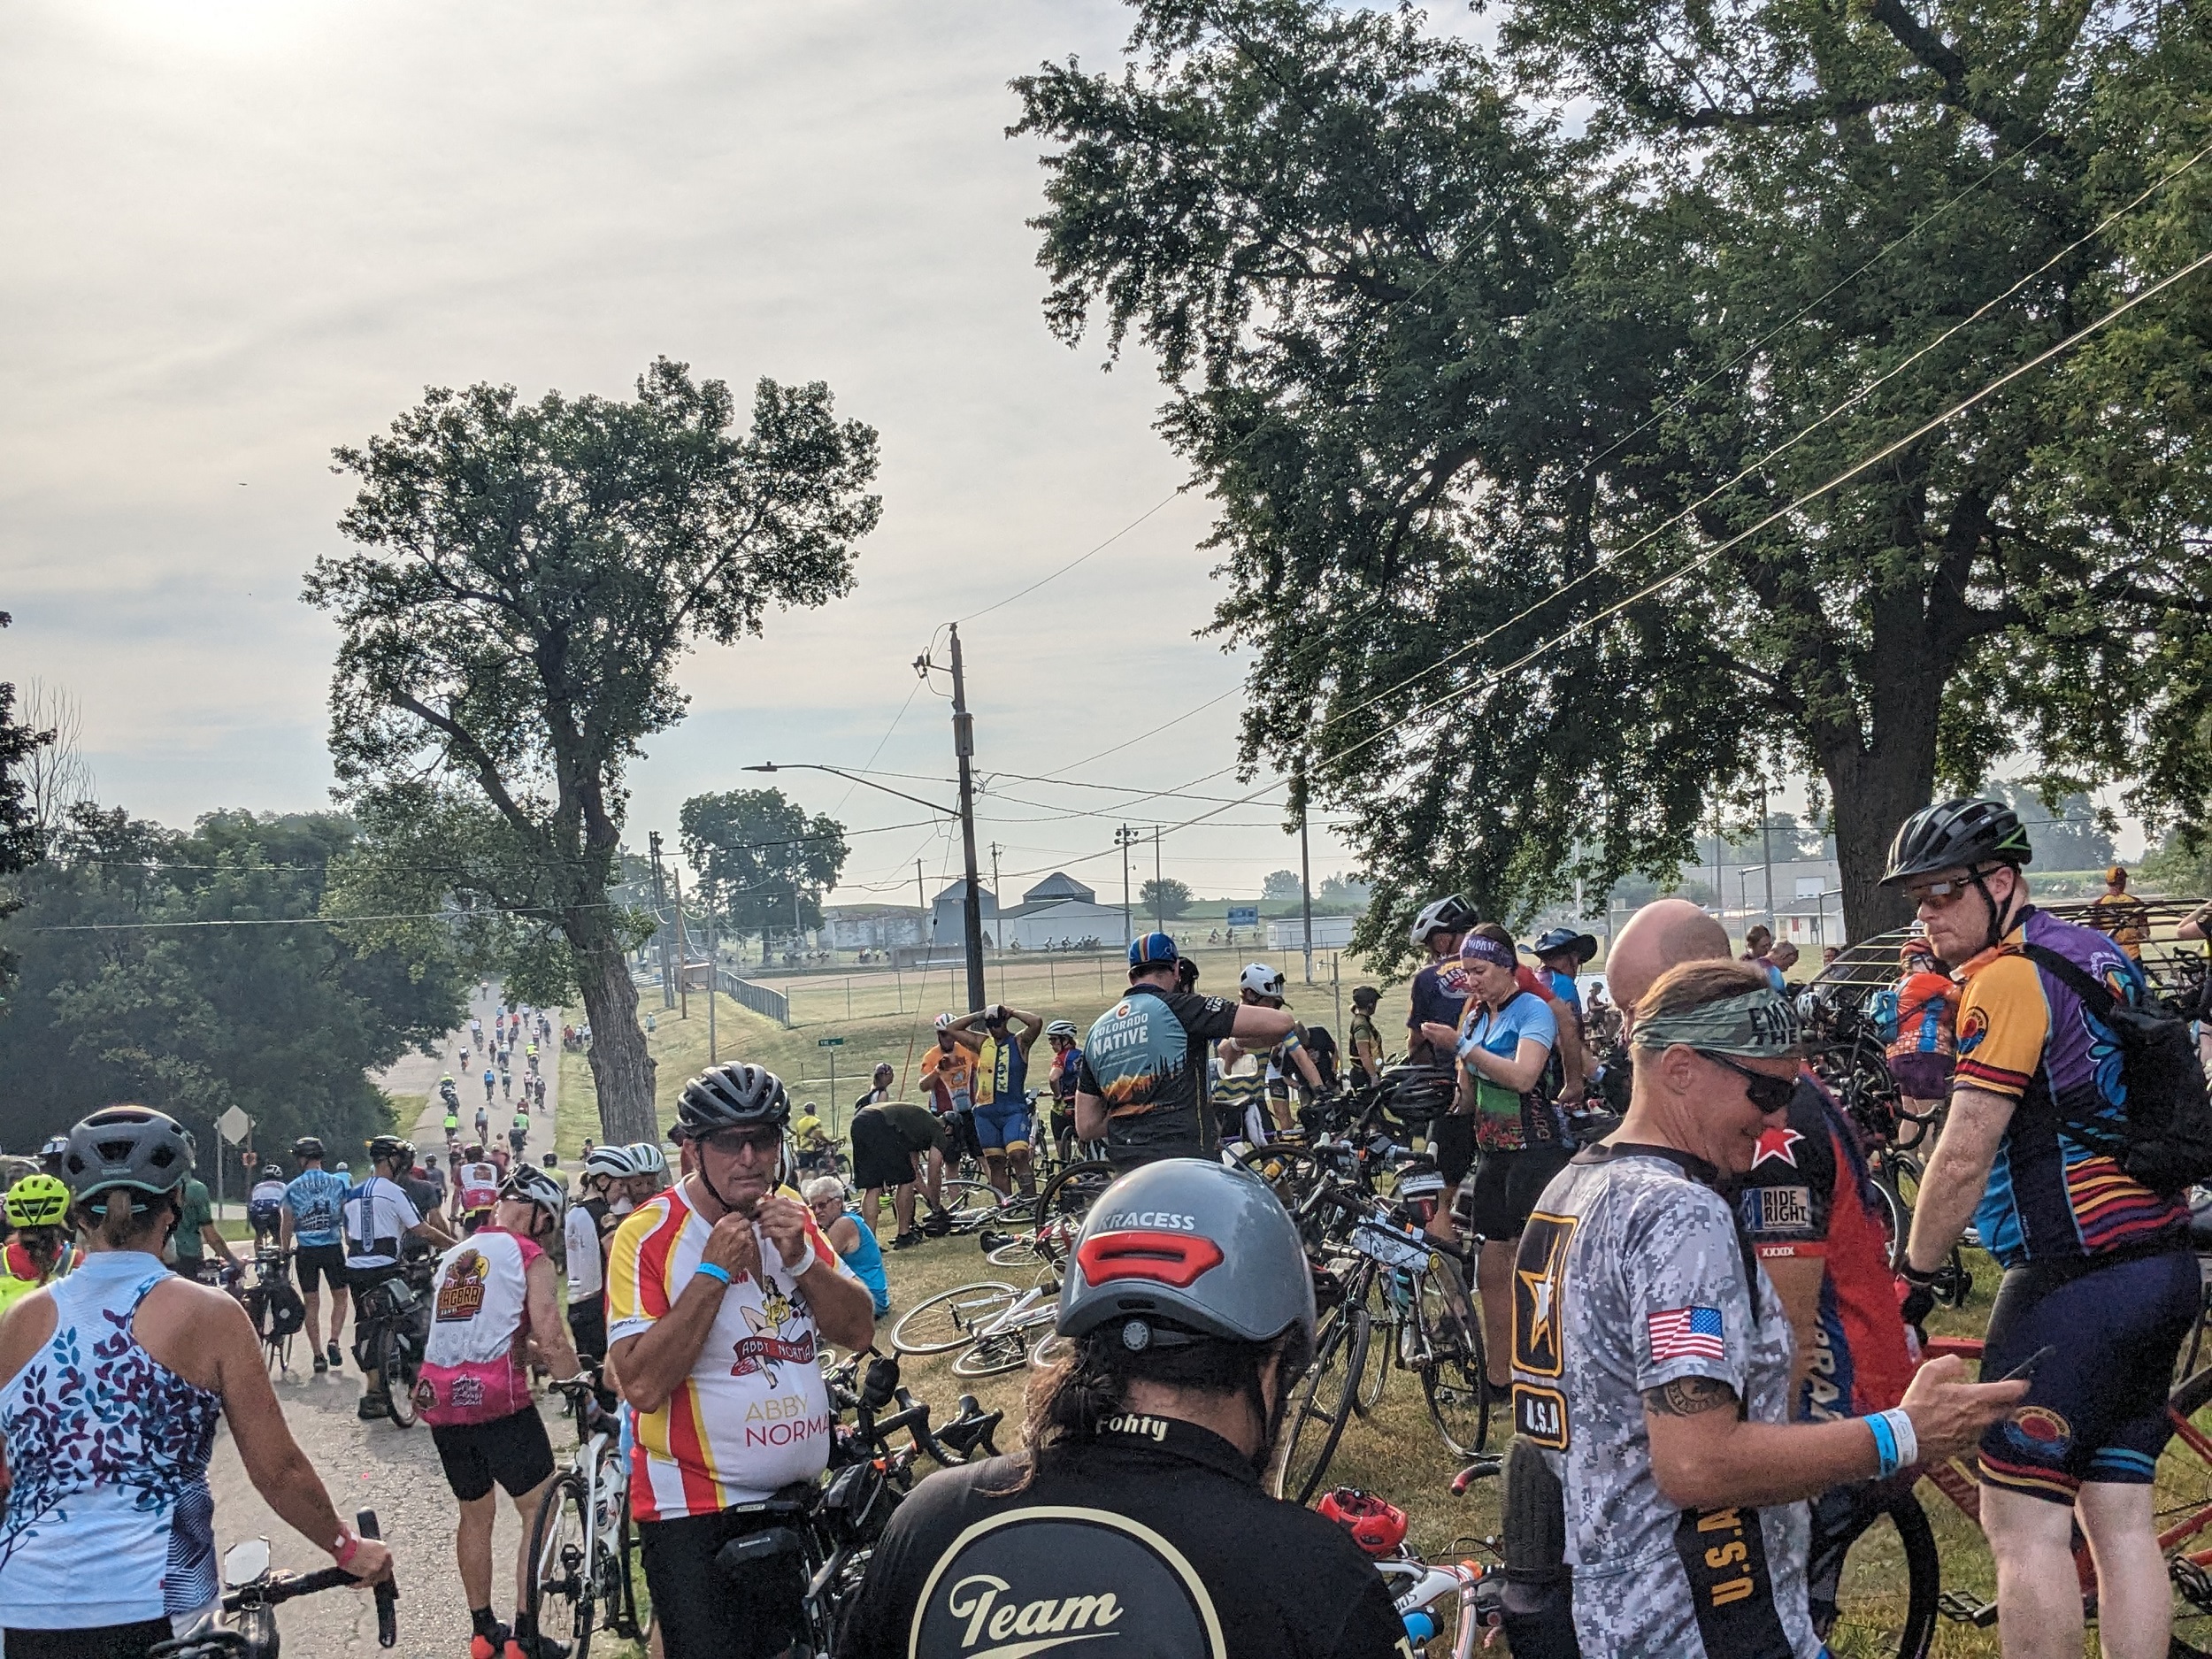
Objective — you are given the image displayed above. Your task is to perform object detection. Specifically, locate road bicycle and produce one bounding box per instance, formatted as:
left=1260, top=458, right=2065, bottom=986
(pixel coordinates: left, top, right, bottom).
left=352, top=1252, right=435, bottom=1428
left=150, top=1510, right=397, bottom=1659
left=979, top=1156, right=1115, bottom=1266
left=234, top=1244, right=306, bottom=1376
left=526, top=1376, right=640, bottom=1659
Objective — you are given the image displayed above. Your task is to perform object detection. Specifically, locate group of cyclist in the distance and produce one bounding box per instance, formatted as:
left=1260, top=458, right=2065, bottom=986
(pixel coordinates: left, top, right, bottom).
left=1, top=795, right=2208, bottom=1659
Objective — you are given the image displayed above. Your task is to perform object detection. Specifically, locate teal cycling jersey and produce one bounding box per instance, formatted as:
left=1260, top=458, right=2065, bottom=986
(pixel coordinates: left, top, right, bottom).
left=283, top=1168, right=349, bottom=1248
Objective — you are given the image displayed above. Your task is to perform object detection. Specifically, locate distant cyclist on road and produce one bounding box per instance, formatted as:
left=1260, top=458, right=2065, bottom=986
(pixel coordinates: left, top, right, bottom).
left=418, top=1165, right=582, bottom=1659
left=343, top=1134, right=456, bottom=1420
left=1888, top=798, right=2197, bottom=1659
left=246, top=1164, right=288, bottom=1248
left=0, top=1175, right=75, bottom=1317
left=454, top=1143, right=501, bottom=1234
left=0, top=1107, right=392, bottom=1658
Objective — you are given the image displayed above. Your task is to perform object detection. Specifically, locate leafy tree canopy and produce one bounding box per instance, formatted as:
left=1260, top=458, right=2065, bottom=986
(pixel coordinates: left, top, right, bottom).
left=1261, top=869, right=1303, bottom=901
left=1015, top=0, right=2212, bottom=963
left=679, top=788, right=849, bottom=934
left=1140, top=875, right=1194, bottom=917
left=305, top=358, right=879, bottom=1140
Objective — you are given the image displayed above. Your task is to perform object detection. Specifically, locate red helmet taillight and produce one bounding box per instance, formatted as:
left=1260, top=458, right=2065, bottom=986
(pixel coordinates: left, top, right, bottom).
left=1075, top=1229, right=1225, bottom=1289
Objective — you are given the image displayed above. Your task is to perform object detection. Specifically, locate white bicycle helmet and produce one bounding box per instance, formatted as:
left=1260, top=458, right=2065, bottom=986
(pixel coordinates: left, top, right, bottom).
left=500, top=1165, right=568, bottom=1228
left=1239, top=962, right=1286, bottom=999
left=626, top=1141, right=670, bottom=1178
left=1408, top=894, right=1475, bottom=947
left=583, top=1144, right=641, bottom=1182
left=1044, top=1020, right=1079, bottom=1039
left=934, top=1011, right=956, bottom=1031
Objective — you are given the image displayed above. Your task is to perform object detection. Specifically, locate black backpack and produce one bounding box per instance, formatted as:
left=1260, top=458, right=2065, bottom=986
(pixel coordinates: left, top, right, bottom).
left=2020, top=942, right=2212, bottom=1196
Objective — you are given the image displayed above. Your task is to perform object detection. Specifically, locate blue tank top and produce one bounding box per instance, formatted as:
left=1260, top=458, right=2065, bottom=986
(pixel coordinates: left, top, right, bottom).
left=0, top=1252, right=224, bottom=1628
left=837, top=1210, right=889, bottom=1314
left=284, top=1168, right=349, bottom=1248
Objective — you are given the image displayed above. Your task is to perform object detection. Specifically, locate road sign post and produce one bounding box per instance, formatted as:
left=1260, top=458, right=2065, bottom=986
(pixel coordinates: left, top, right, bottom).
left=818, top=1036, right=844, bottom=1113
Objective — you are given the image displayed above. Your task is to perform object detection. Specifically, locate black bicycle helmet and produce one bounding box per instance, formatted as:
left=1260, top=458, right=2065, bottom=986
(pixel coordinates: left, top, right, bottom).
left=63, top=1107, right=195, bottom=1208
left=674, top=1062, right=791, bottom=1139
left=365, top=1134, right=414, bottom=1166
left=1880, top=798, right=2033, bottom=886
left=292, top=1136, right=324, bottom=1161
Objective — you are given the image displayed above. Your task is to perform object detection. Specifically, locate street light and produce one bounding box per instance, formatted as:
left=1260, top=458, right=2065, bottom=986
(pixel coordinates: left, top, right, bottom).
left=744, top=758, right=986, bottom=1012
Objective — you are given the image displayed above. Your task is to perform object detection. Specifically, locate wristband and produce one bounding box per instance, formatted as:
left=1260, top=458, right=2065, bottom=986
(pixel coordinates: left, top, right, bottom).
left=331, top=1530, right=361, bottom=1568
left=695, top=1262, right=733, bottom=1287
left=1864, top=1411, right=1900, bottom=1479
left=1879, top=1407, right=1918, bottom=1470
left=1899, top=1262, right=1941, bottom=1286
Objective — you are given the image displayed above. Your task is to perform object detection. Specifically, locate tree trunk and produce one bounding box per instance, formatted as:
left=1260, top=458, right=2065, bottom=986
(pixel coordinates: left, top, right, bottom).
left=1826, top=753, right=1924, bottom=943
left=572, top=925, right=660, bottom=1144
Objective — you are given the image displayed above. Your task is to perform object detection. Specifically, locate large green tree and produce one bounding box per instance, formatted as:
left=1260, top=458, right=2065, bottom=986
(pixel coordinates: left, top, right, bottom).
left=0, top=613, right=54, bottom=997
left=1014, top=0, right=2212, bottom=956
left=306, top=358, right=879, bottom=1141
left=679, top=787, right=849, bottom=938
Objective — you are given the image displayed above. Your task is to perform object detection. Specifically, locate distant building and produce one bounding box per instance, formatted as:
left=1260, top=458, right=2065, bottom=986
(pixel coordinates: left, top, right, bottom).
left=1021, top=872, right=1096, bottom=906
left=1265, top=916, right=1356, bottom=951
left=1000, top=900, right=1139, bottom=951
left=929, top=879, right=1000, bottom=949
left=823, top=905, right=925, bottom=951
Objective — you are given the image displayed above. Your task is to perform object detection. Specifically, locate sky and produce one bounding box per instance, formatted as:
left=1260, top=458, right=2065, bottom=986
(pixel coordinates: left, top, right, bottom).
left=0, top=2, right=2144, bottom=914
left=0, top=0, right=1382, bottom=909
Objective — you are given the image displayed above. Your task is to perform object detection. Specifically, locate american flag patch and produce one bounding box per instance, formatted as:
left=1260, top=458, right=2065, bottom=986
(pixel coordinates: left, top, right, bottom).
left=1647, top=1305, right=1725, bottom=1362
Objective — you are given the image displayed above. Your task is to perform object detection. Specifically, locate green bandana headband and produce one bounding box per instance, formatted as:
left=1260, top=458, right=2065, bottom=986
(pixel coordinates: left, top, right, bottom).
left=1630, top=988, right=1804, bottom=1057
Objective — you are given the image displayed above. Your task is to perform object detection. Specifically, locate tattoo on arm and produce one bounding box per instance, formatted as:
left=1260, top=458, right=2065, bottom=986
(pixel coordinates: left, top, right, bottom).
left=1642, top=1376, right=1739, bottom=1417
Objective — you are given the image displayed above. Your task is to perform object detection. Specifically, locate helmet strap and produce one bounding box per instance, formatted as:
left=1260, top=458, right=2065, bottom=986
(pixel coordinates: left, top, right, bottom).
left=1969, top=867, right=2016, bottom=956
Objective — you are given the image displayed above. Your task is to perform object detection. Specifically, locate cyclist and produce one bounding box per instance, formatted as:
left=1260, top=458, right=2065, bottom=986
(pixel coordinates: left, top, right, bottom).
left=470, top=1015, right=483, bottom=1050
left=1886, top=934, right=1960, bottom=1127
left=444, top=1103, right=463, bottom=1148
left=1505, top=961, right=2023, bottom=1658
left=455, top=1142, right=501, bottom=1233
left=1347, top=985, right=1384, bottom=1083
left=566, top=1144, right=640, bottom=1363
left=852, top=1061, right=896, bottom=1117
left=1886, top=798, right=2199, bottom=1658
left=2091, top=863, right=2152, bottom=961
left=919, top=1014, right=981, bottom=1170
left=246, top=1164, right=288, bottom=1248
left=1404, top=894, right=1477, bottom=1066
left=441, top=1073, right=462, bottom=1111
left=283, top=1141, right=356, bottom=1380
left=1074, top=933, right=1290, bottom=1169
left=482, top=1065, right=497, bottom=1103
left=0, top=1108, right=392, bottom=1656
left=165, top=1141, right=239, bottom=1287
left=1528, top=926, right=1597, bottom=1097
left=791, top=1103, right=833, bottom=1174
left=849, top=1098, right=951, bottom=1248
left=843, top=1158, right=1410, bottom=1659
left=1224, top=963, right=1323, bottom=1133
left=343, top=1133, right=455, bottom=1420
left=625, top=1141, right=671, bottom=1204
left=0, top=1174, right=75, bottom=1317
left=418, top=1165, right=582, bottom=1659
left=507, top=1107, right=530, bottom=1159
left=1043, top=1020, right=1083, bottom=1162
left=35, top=1135, right=68, bottom=1178
left=604, top=1063, right=875, bottom=1659
left=801, top=1175, right=889, bottom=1317
left=945, top=1003, right=1046, bottom=1199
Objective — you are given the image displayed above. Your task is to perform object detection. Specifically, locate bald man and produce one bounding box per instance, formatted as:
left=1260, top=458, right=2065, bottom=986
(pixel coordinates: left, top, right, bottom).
left=1605, top=900, right=1916, bottom=1632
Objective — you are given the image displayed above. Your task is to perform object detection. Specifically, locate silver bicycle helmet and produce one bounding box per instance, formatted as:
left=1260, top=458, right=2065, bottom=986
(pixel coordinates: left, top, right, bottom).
left=673, top=1062, right=790, bottom=1139
left=626, top=1141, right=670, bottom=1177
left=1044, top=1020, right=1079, bottom=1039
left=63, top=1107, right=195, bottom=1208
left=583, top=1144, right=641, bottom=1181
left=1239, top=962, right=1286, bottom=999
left=1409, top=894, right=1475, bottom=947
left=500, top=1165, right=568, bottom=1228
left=1059, top=1159, right=1315, bottom=1349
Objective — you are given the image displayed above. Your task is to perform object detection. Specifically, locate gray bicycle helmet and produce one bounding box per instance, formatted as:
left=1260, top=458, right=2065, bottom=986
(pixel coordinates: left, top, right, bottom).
left=499, top=1164, right=568, bottom=1229
left=1409, top=894, right=1475, bottom=947
left=1059, top=1160, right=1315, bottom=1350
left=674, top=1062, right=790, bottom=1139
left=63, top=1107, right=195, bottom=1209
left=583, top=1143, right=641, bottom=1181
left=1880, top=797, right=2033, bottom=886
left=626, top=1141, right=670, bottom=1177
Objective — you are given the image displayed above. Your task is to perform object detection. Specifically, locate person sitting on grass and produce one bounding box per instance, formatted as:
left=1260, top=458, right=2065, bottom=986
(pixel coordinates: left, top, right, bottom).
left=803, top=1176, right=889, bottom=1317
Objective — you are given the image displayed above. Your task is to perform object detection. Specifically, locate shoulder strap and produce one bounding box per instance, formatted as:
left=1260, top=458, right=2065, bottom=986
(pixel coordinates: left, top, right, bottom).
left=2018, top=941, right=2120, bottom=1020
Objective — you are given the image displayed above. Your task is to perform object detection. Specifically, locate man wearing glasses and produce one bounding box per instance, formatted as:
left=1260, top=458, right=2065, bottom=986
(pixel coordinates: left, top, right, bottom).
left=1886, top=797, right=2196, bottom=1659
left=605, top=1062, right=877, bottom=1659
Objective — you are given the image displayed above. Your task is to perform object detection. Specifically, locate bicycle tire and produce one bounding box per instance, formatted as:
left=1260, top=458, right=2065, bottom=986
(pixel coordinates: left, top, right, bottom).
left=596, top=1453, right=638, bottom=1646
left=987, top=1234, right=1048, bottom=1267
left=1813, top=1487, right=1939, bottom=1659
left=525, top=1472, right=595, bottom=1655
left=1278, top=1305, right=1370, bottom=1506
left=1038, top=1159, right=1117, bottom=1230
left=890, top=1281, right=1018, bottom=1356
left=953, top=1323, right=1044, bottom=1379
left=380, top=1322, right=419, bottom=1429
left=941, top=1178, right=998, bottom=1216
left=1416, top=1271, right=1491, bottom=1457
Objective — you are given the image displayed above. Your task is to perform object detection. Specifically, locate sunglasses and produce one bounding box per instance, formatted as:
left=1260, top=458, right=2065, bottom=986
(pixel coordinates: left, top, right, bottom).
left=1905, top=866, right=2000, bottom=908
left=702, top=1129, right=782, bottom=1158
left=1697, top=1051, right=1797, bottom=1114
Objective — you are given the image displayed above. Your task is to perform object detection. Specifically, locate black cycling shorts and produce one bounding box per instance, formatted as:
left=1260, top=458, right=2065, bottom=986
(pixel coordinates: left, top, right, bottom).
left=1978, top=1246, right=2199, bottom=1502
left=1429, top=1112, right=1474, bottom=1188
left=4, top=1620, right=174, bottom=1659
left=295, top=1242, right=348, bottom=1295
left=639, top=1507, right=807, bottom=1659
left=850, top=1113, right=918, bottom=1191
left=568, top=1299, right=608, bottom=1364
left=1460, top=1144, right=1571, bottom=1243
left=431, top=1405, right=557, bottom=1503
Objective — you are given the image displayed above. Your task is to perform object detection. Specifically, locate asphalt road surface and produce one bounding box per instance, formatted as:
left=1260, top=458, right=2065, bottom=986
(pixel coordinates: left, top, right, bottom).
left=204, top=986, right=581, bottom=1659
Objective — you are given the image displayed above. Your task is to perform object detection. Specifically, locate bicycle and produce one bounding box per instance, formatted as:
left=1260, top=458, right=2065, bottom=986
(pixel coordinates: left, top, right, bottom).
left=352, top=1252, right=435, bottom=1428
left=525, top=1376, right=640, bottom=1659
left=150, top=1509, right=397, bottom=1658
left=234, top=1245, right=305, bottom=1376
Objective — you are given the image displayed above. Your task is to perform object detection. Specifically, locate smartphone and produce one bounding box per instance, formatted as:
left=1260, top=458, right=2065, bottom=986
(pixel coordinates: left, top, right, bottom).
left=1994, top=1344, right=2056, bottom=1383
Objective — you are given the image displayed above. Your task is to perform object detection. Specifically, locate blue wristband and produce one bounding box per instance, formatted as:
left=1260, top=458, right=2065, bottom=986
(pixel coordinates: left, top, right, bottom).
left=695, top=1262, right=733, bottom=1287
left=1865, top=1410, right=1900, bottom=1479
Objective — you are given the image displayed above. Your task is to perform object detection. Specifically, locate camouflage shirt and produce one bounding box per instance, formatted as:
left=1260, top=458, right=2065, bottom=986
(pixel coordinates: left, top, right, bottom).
left=1510, top=1151, right=1819, bottom=1658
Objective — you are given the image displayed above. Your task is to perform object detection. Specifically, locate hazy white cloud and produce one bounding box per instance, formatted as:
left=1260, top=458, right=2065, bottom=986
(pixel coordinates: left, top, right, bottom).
left=0, top=0, right=1366, bottom=900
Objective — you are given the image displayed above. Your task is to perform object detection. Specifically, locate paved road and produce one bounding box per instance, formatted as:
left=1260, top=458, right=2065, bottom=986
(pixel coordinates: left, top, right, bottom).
left=205, top=987, right=585, bottom=1659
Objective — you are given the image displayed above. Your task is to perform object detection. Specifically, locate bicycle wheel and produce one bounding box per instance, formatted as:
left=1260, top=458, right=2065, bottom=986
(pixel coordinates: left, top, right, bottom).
left=1039, top=1159, right=1117, bottom=1229
left=1416, top=1269, right=1491, bottom=1457
left=2162, top=1364, right=2212, bottom=1650
left=380, top=1322, right=420, bottom=1428
left=890, top=1281, right=1018, bottom=1355
left=1809, top=1485, right=1939, bottom=1659
left=953, top=1320, right=1045, bottom=1378
left=939, top=1179, right=999, bottom=1217
left=595, top=1456, right=639, bottom=1646
left=1277, top=1305, right=1370, bottom=1506
left=526, top=1473, right=595, bottom=1655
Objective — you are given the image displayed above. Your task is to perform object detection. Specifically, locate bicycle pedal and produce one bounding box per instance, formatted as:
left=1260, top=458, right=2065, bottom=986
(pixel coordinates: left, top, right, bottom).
left=1936, top=1591, right=1999, bottom=1627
